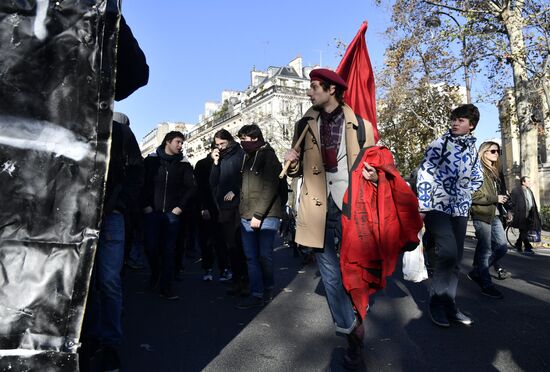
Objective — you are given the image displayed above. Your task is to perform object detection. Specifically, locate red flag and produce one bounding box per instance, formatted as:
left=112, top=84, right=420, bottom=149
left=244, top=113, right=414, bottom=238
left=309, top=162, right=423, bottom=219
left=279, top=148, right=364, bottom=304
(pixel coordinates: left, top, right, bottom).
left=336, top=22, right=379, bottom=142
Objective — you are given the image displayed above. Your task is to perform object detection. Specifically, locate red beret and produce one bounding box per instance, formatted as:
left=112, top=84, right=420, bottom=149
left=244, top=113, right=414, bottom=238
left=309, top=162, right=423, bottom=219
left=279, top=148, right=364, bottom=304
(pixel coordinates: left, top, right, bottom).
left=309, top=68, right=348, bottom=90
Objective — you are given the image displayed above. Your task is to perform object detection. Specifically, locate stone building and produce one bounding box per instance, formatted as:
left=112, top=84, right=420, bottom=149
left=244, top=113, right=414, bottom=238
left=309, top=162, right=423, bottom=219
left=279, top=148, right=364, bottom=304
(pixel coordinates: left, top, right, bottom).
left=140, top=121, right=195, bottom=158
left=185, top=56, right=316, bottom=164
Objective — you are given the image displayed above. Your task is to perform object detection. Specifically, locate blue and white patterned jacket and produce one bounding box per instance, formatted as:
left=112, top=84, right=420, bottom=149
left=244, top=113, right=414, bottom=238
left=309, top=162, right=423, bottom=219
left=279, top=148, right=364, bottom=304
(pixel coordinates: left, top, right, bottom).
left=416, top=131, right=483, bottom=217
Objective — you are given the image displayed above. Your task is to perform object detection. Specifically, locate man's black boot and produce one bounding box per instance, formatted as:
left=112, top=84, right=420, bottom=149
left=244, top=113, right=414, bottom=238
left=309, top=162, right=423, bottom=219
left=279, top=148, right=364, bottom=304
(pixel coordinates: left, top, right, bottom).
left=429, top=295, right=450, bottom=327
left=443, top=296, right=473, bottom=326
left=343, top=322, right=365, bottom=370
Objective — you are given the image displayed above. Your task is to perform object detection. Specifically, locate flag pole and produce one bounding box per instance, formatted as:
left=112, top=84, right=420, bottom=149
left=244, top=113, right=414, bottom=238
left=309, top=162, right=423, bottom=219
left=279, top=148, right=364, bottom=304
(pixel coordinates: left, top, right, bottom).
left=279, top=124, right=309, bottom=179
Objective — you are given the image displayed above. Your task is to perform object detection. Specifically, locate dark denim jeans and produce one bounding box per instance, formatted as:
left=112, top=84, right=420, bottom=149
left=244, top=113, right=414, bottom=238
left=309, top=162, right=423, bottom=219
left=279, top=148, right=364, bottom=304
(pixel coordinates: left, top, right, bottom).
left=315, top=196, right=357, bottom=334
left=144, top=211, right=181, bottom=292
left=240, top=217, right=280, bottom=298
left=472, top=217, right=508, bottom=288
left=424, top=211, right=467, bottom=300
left=87, top=212, right=125, bottom=347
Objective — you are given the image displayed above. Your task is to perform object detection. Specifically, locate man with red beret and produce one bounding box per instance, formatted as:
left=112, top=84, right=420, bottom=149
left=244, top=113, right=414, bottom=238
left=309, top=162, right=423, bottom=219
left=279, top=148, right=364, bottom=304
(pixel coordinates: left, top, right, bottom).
left=284, top=68, right=376, bottom=370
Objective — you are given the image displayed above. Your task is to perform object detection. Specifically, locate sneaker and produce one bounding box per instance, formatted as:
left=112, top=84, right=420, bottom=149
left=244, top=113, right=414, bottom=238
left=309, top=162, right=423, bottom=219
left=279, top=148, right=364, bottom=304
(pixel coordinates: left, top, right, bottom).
left=523, top=249, right=535, bottom=256
left=235, top=296, right=264, bottom=309
left=496, top=268, right=511, bottom=280
left=219, top=269, right=233, bottom=282
left=429, top=296, right=450, bottom=328
left=481, top=286, right=504, bottom=299
left=467, top=271, right=483, bottom=287
left=203, top=269, right=213, bottom=281
left=160, top=289, right=180, bottom=301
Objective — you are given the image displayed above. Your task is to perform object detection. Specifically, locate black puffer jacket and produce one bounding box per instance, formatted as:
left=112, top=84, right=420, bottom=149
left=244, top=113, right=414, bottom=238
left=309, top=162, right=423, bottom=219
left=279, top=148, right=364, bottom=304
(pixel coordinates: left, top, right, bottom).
left=143, top=147, right=196, bottom=213
left=210, top=143, right=244, bottom=210
left=239, top=143, right=283, bottom=220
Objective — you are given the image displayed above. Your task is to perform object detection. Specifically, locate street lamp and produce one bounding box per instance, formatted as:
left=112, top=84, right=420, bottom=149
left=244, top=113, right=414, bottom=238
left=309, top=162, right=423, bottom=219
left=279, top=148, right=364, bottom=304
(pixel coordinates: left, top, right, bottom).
left=425, top=12, right=472, bottom=104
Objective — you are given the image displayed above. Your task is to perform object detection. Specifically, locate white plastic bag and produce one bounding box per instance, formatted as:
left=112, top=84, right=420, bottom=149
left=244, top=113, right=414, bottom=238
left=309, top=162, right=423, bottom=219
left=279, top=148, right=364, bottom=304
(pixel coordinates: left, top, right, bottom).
left=402, top=237, right=428, bottom=282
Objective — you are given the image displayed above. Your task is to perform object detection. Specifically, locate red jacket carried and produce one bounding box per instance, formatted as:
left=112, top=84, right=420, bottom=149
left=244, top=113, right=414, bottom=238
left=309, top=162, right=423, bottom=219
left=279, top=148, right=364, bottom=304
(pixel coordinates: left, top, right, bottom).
left=340, top=146, right=423, bottom=320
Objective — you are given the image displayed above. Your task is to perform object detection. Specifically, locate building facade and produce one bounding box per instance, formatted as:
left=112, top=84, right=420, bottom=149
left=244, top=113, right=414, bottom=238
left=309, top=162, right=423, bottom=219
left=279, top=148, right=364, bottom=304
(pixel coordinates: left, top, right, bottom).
left=140, top=121, right=195, bottom=158
left=185, top=56, right=317, bottom=164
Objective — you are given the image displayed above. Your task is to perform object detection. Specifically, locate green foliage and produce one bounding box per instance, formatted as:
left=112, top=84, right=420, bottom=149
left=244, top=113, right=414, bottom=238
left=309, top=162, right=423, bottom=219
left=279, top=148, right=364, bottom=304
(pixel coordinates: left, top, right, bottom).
left=378, top=82, right=462, bottom=176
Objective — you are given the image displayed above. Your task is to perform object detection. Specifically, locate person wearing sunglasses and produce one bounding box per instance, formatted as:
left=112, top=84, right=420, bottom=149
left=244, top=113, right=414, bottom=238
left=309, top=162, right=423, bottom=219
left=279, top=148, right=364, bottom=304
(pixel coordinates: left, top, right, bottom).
left=468, top=141, right=509, bottom=299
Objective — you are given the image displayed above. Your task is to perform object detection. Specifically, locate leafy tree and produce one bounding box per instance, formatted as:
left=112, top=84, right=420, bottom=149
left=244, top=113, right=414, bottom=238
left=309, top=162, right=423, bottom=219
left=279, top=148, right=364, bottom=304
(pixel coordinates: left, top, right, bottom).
left=374, top=0, right=549, bottom=200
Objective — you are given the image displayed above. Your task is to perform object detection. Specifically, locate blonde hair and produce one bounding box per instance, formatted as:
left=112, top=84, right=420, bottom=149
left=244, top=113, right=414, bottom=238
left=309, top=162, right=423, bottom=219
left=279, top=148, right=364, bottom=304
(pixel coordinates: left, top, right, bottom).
left=478, top=141, right=501, bottom=181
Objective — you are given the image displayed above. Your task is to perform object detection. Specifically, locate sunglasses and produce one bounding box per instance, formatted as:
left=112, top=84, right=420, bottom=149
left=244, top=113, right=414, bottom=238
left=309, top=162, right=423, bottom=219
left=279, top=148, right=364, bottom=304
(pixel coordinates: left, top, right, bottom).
left=488, top=149, right=501, bottom=154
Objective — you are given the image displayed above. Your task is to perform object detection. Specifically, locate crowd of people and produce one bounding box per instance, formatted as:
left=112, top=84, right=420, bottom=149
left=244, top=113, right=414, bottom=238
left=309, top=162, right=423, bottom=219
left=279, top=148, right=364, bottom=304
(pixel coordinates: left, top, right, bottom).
left=80, top=68, right=544, bottom=372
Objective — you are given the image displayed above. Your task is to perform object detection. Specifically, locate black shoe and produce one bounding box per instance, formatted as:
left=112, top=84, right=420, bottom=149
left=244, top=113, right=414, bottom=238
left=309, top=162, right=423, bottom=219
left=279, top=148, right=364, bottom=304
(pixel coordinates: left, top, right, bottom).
left=101, top=346, right=120, bottom=372
left=429, top=296, right=450, bottom=328
left=481, top=286, right=503, bottom=299
left=467, top=271, right=483, bottom=287
left=444, top=300, right=474, bottom=326
left=160, top=289, right=180, bottom=300
left=523, top=249, right=535, bottom=256
left=235, top=296, right=264, bottom=309
left=496, top=268, right=511, bottom=280
left=263, top=289, right=273, bottom=304
left=343, top=324, right=364, bottom=370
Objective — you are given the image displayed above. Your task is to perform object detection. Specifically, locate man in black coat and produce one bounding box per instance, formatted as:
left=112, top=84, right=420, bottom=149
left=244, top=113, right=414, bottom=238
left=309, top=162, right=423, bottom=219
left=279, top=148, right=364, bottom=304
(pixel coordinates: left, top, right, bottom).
left=143, top=131, right=196, bottom=299
left=82, top=112, right=144, bottom=370
left=195, top=144, right=229, bottom=280
left=510, top=176, right=541, bottom=255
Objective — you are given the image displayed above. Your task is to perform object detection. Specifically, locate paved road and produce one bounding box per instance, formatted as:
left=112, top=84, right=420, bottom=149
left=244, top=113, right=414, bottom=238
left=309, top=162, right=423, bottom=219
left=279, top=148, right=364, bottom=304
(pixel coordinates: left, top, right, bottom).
left=120, top=238, right=550, bottom=372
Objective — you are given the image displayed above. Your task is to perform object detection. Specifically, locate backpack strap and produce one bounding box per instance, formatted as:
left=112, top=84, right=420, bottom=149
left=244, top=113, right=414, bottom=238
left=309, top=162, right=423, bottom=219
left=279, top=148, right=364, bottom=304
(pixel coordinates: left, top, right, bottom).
left=355, top=114, right=366, bottom=149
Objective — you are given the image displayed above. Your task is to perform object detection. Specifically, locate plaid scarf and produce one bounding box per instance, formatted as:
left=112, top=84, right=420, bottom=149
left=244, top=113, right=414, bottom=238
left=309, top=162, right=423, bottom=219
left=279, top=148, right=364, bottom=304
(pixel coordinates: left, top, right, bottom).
left=319, top=105, right=344, bottom=172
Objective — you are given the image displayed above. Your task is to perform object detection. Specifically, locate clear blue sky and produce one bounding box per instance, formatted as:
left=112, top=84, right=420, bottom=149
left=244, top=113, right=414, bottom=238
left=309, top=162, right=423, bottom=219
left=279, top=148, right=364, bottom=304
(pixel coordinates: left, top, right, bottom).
left=115, top=0, right=499, bottom=144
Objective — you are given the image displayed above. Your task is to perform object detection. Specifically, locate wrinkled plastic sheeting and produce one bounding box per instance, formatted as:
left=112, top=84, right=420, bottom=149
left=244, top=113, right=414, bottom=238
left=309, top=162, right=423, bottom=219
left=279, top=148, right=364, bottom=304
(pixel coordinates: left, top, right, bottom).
left=0, top=0, right=120, bottom=368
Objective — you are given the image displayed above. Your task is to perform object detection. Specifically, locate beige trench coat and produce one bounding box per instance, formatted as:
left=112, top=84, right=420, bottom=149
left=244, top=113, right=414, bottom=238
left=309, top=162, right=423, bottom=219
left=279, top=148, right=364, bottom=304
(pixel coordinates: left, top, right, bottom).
left=288, top=104, right=375, bottom=248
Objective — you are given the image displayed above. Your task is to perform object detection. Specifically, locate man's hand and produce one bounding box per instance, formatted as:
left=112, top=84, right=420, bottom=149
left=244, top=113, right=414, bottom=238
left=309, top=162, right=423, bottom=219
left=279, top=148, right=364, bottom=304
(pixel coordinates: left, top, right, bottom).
left=250, top=216, right=262, bottom=229
left=224, top=191, right=235, bottom=201
left=172, top=207, right=182, bottom=215
left=283, top=148, right=300, bottom=163
left=201, top=209, right=211, bottom=220
left=362, top=162, right=378, bottom=183
left=143, top=206, right=153, bottom=214
left=498, top=194, right=509, bottom=204
left=211, top=148, right=220, bottom=165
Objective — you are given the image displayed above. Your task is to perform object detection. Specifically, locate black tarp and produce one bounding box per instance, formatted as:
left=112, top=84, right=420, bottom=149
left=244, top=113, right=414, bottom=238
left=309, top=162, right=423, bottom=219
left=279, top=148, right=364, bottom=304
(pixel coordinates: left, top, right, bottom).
left=0, top=0, right=121, bottom=369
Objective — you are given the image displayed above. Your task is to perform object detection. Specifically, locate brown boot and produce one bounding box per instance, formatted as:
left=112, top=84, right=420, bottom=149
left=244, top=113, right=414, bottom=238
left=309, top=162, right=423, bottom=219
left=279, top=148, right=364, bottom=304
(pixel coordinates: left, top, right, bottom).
left=343, top=323, right=364, bottom=370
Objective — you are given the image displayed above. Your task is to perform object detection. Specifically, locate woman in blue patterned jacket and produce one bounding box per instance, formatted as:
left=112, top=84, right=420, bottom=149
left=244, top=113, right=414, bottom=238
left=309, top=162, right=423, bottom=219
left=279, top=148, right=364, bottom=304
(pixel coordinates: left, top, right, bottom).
left=417, top=104, right=484, bottom=328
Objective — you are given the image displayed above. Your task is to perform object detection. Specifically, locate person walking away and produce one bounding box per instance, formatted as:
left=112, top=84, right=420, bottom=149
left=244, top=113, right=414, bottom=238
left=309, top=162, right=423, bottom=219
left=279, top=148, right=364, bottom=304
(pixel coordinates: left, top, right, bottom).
left=142, top=131, right=196, bottom=300
left=509, top=176, right=541, bottom=255
left=416, top=104, right=484, bottom=328
left=468, top=141, right=509, bottom=299
left=81, top=112, right=144, bottom=371
left=210, top=129, right=247, bottom=292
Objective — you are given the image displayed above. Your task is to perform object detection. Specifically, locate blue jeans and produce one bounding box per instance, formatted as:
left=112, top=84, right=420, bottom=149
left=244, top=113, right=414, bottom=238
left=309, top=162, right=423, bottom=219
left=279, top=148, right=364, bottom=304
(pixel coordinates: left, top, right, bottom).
left=240, top=217, right=280, bottom=297
left=144, top=211, right=181, bottom=291
left=472, top=217, right=508, bottom=288
left=315, top=196, right=357, bottom=334
left=87, top=212, right=125, bottom=346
